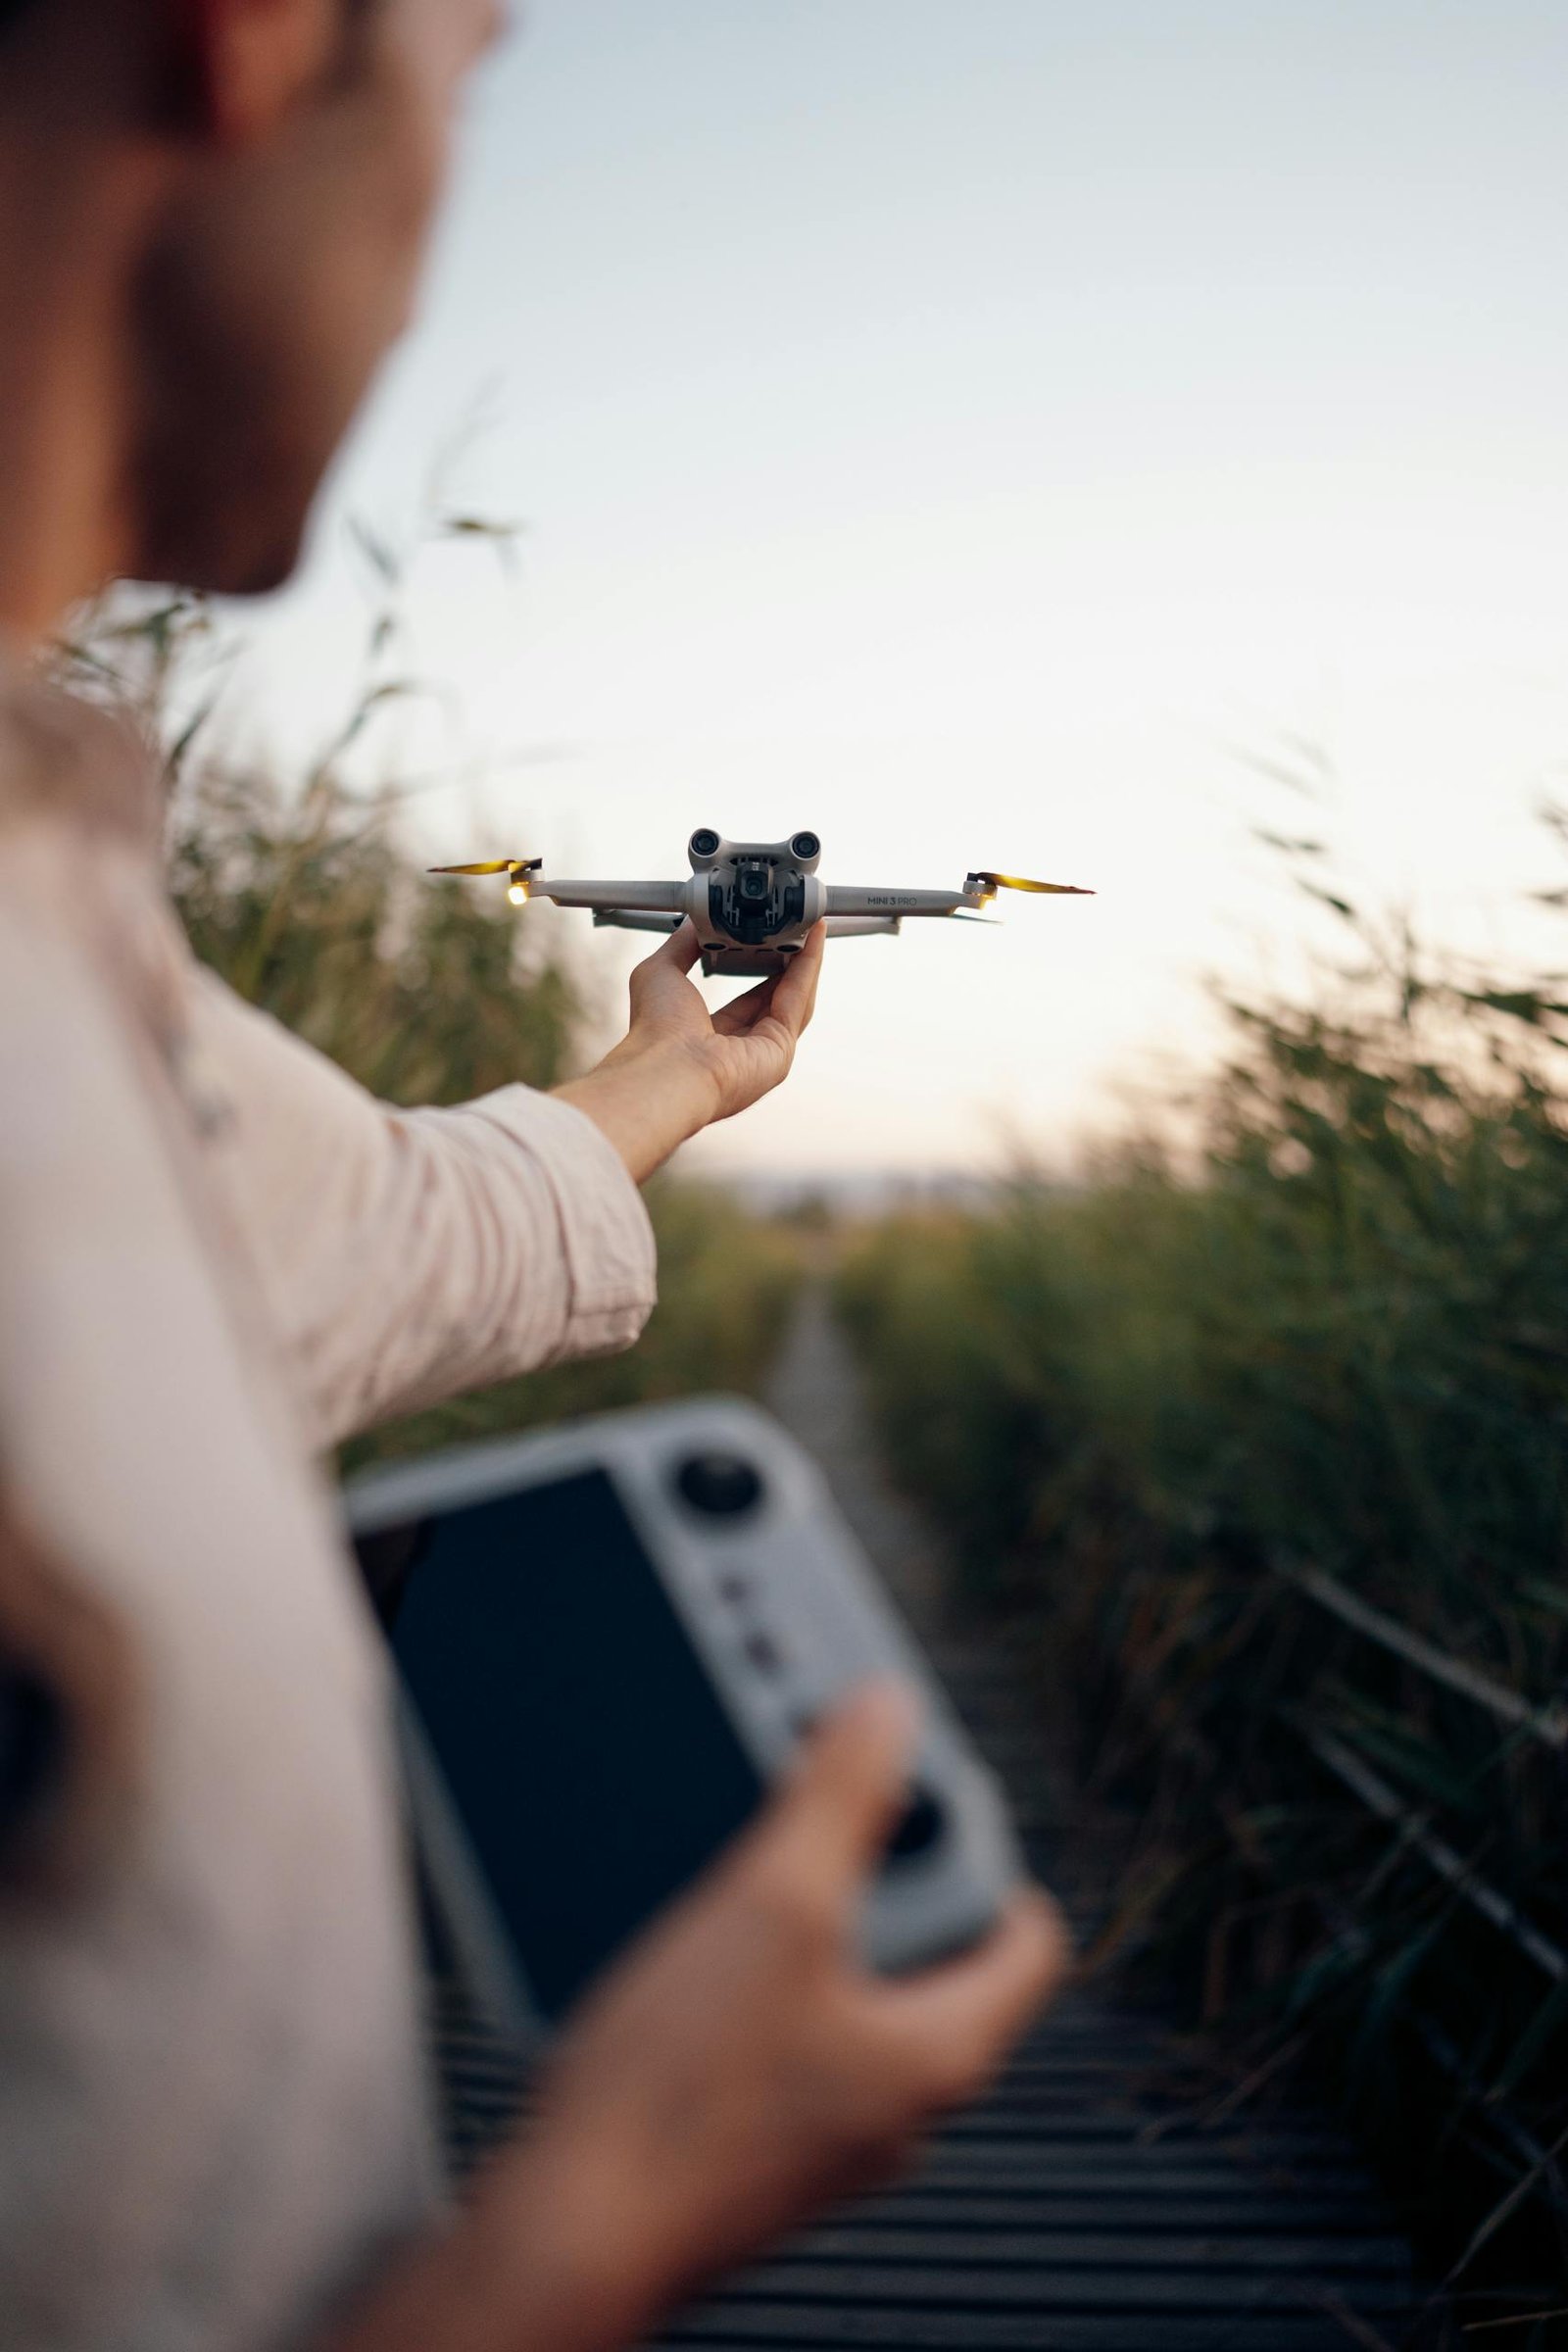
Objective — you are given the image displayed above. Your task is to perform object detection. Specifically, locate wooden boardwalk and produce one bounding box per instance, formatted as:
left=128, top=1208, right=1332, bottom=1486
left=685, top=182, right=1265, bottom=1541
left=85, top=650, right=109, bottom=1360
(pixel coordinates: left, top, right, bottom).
left=652, top=1290, right=1414, bottom=2352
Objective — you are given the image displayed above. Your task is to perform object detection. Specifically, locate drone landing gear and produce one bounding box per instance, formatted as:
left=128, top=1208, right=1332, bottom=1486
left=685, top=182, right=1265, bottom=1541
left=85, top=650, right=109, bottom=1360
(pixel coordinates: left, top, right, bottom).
left=591, top=910, right=684, bottom=938
left=587, top=906, right=906, bottom=977
left=699, top=943, right=804, bottom=981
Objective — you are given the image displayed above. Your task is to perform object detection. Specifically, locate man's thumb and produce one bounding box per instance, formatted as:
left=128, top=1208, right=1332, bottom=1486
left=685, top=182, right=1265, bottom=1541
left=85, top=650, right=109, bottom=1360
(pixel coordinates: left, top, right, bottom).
left=767, top=1679, right=921, bottom=1891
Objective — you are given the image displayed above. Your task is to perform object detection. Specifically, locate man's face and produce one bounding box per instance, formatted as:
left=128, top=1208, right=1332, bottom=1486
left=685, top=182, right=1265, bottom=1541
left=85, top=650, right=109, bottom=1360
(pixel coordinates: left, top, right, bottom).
left=130, top=0, right=502, bottom=596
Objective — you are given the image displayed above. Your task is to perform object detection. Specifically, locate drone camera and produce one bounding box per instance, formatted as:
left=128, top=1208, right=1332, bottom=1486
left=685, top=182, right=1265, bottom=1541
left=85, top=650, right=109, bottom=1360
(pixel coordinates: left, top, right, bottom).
left=790, top=831, right=821, bottom=862
left=708, top=845, right=808, bottom=947
left=689, top=828, right=721, bottom=860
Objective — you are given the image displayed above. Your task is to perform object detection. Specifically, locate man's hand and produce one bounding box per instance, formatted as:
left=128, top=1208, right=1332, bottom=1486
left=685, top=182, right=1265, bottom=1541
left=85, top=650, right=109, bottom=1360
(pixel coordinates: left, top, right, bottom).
left=521, top=1683, right=1067, bottom=2318
left=554, top=920, right=826, bottom=1184
left=327, top=1685, right=1068, bottom=2352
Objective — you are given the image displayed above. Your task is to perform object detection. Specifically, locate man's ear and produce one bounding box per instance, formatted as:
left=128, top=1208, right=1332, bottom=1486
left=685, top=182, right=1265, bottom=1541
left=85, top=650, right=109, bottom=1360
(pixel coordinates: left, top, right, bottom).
left=174, top=0, right=344, bottom=147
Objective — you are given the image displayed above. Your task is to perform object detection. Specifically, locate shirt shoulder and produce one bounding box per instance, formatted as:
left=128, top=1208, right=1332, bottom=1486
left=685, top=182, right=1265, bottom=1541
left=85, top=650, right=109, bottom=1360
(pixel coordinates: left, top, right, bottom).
left=0, top=655, right=165, bottom=855
left=0, top=661, right=208, bottom=1095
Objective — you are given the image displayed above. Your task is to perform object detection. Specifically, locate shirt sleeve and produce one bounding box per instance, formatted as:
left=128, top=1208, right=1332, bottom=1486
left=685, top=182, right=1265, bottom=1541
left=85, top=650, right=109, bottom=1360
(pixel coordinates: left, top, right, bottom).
left=186, top=967, right=658, bottom=1449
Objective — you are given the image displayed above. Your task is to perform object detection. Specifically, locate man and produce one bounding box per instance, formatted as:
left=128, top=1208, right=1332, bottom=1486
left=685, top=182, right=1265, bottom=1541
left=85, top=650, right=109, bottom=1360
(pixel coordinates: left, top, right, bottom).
left=0, top=3, right=1066, bottom=2347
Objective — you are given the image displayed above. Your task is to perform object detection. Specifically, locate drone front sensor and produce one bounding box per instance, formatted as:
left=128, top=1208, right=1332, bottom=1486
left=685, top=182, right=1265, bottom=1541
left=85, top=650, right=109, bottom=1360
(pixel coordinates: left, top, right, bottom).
left=429, top=833, right=1092, bottom=978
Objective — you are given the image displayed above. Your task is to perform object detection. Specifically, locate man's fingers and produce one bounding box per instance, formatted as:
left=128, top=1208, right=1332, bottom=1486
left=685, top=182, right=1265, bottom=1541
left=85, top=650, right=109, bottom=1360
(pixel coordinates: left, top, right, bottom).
left=712, top=926, right=825, bottom=1041
left=637, top=920, right=702, bottom=981
left=771, top=921, right=826, bottom=1038
left=755, top=1680, right=921, bottom=1898
left=710, top=974, right=781, bottom=1036
left=876, top=1886, right=1071, bottom=2086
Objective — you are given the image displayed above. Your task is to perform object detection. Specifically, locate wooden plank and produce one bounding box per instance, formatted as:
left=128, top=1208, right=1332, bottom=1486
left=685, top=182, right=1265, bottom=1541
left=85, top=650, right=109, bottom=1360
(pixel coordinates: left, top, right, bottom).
left=822, top=2193, right=1408, bottom=2233
left=792, top=2228, right=1410, bottom=2276
left=965, top=2056, right=1191, bottom=2079
left=906, top=2146, right=1371, bottom=2189
left=935, top=2115, right=1347, bottom=2151
left=707, top=2260, right=1410, bottom=2314
left=657, top=2301, right=1361, bottom=2347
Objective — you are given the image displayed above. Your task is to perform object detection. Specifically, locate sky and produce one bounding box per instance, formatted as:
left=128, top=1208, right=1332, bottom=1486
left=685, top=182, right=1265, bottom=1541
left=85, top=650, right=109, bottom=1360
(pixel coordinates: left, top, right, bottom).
left=237, top=0, right=1568, bottom=1177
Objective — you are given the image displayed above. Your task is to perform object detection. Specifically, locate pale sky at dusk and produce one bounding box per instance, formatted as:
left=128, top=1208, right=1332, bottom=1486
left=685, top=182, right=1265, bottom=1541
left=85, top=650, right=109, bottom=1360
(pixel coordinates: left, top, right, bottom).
left=240, top=0, right=1568, bottom=1176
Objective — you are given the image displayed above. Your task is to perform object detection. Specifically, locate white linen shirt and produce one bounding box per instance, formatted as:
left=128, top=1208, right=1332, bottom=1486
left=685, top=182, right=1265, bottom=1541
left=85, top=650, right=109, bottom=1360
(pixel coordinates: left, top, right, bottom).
left=0, top=663, right=657, bottom=2352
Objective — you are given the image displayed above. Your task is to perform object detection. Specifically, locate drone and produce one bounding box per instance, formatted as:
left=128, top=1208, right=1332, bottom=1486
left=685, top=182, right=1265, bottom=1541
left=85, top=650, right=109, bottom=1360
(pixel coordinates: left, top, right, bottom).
left=429, top=829, right=1093, bottom=978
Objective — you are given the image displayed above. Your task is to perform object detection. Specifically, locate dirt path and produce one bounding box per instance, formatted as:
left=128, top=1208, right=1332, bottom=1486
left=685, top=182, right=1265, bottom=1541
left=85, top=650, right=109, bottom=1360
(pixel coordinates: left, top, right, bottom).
left=655, top=1288, right=1415, bottom=2352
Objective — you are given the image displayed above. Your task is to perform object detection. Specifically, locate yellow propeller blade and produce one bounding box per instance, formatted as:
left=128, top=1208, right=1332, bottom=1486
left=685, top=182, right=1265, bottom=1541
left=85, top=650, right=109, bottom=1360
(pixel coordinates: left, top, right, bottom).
left=972, top=869, right=1095, bottom=897
left=428, top=856, right=542, bottom=906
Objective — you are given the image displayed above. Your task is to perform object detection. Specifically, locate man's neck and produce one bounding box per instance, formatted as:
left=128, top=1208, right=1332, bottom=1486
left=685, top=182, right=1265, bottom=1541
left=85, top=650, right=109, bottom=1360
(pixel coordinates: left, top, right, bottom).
left=0, top=110, right=148, bottom=650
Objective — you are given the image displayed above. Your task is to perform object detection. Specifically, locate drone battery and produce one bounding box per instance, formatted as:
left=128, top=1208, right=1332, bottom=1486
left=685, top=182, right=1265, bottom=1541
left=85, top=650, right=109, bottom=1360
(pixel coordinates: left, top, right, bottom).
left=346, top=1398, right=1023, bottom=2039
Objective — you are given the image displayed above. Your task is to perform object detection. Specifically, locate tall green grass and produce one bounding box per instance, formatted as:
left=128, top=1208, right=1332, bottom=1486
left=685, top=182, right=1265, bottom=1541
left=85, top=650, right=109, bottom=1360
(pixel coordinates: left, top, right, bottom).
left=838, top=872, right=1568, bottom=2315
left=170, top=714, right=580, bottom=1108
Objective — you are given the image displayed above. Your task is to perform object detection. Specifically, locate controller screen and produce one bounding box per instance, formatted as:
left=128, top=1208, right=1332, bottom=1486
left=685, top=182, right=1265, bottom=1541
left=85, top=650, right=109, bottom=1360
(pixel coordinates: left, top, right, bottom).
left=389, top=1468, right=763, bottom=2021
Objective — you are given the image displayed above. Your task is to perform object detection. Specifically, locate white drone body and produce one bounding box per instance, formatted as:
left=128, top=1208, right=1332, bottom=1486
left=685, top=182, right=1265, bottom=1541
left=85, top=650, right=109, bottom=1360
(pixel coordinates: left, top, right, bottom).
left=431, top=829, right=1092, bottom=978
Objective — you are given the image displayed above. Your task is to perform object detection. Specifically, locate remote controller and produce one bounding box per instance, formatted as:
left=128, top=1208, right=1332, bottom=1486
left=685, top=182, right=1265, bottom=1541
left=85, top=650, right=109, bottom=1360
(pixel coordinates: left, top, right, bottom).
left=346, top=1396, right=1023, bottom=2039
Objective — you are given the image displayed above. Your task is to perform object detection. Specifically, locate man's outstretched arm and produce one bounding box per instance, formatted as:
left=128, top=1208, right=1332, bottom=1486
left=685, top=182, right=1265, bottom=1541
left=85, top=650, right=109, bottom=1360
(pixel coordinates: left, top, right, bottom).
left=186, top=921, right=824, bottom=1449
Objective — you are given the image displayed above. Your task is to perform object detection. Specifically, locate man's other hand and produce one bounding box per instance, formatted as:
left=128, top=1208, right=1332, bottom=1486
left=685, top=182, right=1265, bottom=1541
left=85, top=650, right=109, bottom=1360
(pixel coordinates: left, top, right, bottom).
left=492, top=1684, right=1065, bottom=2345
left=326, top=1683, right=1066, bottom=2352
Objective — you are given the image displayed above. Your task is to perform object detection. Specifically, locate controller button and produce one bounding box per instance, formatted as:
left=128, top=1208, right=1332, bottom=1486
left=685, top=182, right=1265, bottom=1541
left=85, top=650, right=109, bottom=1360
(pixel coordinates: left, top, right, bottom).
left=673, top=1450, right=764, bottom=1517
left=884, top=1784, right=946, bottom=1866
left=743, top=1630, right=785, bottom=1673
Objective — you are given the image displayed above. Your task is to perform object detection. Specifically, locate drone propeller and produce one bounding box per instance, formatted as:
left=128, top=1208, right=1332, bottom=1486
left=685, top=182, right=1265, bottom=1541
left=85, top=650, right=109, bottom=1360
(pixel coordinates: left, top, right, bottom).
left=428, top=857, right=543, bottom=906
left=952, top=910, right=1004, bottom=926
left=970, top=870, right=1095, bottom=898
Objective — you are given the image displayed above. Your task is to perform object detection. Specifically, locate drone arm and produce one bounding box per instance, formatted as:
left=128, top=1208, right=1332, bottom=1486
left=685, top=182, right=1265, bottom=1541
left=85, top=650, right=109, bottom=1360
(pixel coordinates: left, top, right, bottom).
left=535, top=878, right=689, bottom=916
left=823, top=884, right=977, bottom=920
